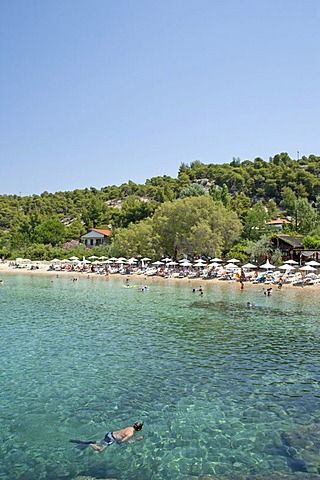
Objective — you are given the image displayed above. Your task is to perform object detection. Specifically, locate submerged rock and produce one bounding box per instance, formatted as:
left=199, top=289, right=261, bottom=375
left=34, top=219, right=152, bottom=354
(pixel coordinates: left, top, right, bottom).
left=280, top=423, right=320, bottom=475
left=75, top=476, right=117, bottom=480
left=185, top=474, right=320, bottom=479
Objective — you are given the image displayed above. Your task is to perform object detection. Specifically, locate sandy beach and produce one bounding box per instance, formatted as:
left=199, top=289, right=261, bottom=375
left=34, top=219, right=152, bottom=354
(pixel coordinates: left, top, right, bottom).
left=1, top=260, right=319, bottom=291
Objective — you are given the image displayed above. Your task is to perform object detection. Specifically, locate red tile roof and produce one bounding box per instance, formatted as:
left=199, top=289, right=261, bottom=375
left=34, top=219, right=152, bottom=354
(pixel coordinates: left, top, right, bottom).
left=91, top=228, right=111, bottom=236
left=267, top=218, right=290, bottom=225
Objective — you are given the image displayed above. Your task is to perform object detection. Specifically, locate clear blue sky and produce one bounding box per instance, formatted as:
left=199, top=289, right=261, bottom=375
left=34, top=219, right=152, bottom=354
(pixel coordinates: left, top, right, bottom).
left=1, top=0, right=319, bottom=196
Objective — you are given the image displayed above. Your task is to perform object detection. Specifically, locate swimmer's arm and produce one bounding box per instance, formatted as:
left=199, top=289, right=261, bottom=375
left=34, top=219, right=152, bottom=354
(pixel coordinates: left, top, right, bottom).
left=126, top=435, right=144, bottom=444
left=118, top=434, right=132, bottom=443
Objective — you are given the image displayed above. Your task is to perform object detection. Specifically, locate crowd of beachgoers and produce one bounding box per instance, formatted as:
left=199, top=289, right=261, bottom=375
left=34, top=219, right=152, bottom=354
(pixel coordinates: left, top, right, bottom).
left=1, top=255, right=320, bottom=288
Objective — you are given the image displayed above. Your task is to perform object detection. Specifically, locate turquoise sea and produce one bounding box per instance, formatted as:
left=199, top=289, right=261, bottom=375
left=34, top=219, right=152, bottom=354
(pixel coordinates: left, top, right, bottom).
left=0, top=273, right=319, bottom=480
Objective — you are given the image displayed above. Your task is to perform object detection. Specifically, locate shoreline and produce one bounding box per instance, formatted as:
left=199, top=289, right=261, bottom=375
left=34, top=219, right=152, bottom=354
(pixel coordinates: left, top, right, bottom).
left=1, top=262, right=319, bottom=291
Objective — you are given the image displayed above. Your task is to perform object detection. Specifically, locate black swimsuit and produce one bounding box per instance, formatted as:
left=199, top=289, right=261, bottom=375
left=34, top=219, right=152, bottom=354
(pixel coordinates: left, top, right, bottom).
left=102, top=431, right=116, bottom=446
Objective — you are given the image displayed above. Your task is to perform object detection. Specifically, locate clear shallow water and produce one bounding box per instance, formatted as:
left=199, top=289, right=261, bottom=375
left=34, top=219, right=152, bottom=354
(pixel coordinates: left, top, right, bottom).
left=0, top=274, right=319, bottom=480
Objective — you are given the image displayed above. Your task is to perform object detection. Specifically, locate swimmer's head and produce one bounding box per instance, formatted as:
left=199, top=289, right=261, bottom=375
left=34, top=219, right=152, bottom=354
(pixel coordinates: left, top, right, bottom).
left=133, top=421, right=144, bottom=431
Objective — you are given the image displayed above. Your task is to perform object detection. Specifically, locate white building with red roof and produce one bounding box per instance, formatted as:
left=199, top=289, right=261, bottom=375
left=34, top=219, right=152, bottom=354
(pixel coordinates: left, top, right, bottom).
left=81, top=228, right=111, bottom=247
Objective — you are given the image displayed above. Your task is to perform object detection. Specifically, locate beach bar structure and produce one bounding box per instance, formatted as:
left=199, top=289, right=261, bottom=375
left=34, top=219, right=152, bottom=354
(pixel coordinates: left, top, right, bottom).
left=81, top=228, right=111, bottom=247
left=272, top=234, right=320, bottom=263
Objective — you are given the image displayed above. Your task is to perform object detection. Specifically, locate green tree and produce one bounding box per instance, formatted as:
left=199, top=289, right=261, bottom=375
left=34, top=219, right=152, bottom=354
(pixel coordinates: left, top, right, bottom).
left=281, top=187, right=297, bottom=216
left=110, top=218, right=159, bottom=259
left=188, top=221, right=222, bottom=258
left=270, top=248, right=283, bottom=267
left=33, top=219, right=65, bottom=246
left=266, top=199, right=278, bottom=218
left=152, top=196, right=242, bottom=259
left=294, top=198, right=319, bottom=234
left=243, top=201, right=270, bottom=240
left=64, top=219, right=86, bottom=242
left=24, top=243, right=55, bottom=261
left=118, top=196, right=156, bottom=228
left=230, top=193, right=251, bottom=220
left=179, top=183, right=206, bottom=199
left=209, top=184, right=222, bottom=202
left=221, top=184, right=231, bottom=209
left=302, top=235, right=320, bottom=249
left=246, top=235, right=273, bottom=264
left=225, top=241, right=250, bottom=263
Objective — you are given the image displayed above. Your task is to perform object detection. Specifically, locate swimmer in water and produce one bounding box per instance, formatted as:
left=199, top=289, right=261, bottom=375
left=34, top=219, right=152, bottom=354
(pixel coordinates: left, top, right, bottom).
left=70, top=422, right=144, bottom=452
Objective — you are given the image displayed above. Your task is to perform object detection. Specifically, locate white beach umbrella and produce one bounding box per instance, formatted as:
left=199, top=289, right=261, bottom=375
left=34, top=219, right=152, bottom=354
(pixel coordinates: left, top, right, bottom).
left=99, top=256, right=108, bottom=260
left=300, top=265, right=316, bottom=271
left=168, top=261, right=178, bottom=266
left=127, top=258, right=137, bottom=265
left=284, top=259, right=299, bottom=265
left=242, top=263, right=258, bottom=269
left=180, top=260, right=193, bottom=267
left=227, top=258, right=240, bottom=263
left=69, top=256, right=79, bottom=261
left=117, top=257, right=127, bottom=263
left=51, top=258, right=62, bottom=263
left=152, top=260, right=164, bottom=266
left=209, top=262, right=220, bottom=268
left=141, top=257, right=151, bottom=268
left=194, top=261, right=207, bottom=267
left=225, top=263, right=240, bottom=269
left=88, top=255, right=99, bottom=259
left=108, top=257, right=118, bottom=262
left=211, top=257, right=223, bottom=262
left=161, top=257, right=172, bottom=263
left=260, top=260, right=275, bottom=269
left=278, top=264, right=295, bottom=271
left=82, top=259, right=91, bottom=264
left=306, top=260, right=320, bottom=267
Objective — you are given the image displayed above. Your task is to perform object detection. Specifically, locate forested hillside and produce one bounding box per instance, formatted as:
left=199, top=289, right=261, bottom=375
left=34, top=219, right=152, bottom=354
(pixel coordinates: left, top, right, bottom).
left=1, top=153, right=320, bottom=261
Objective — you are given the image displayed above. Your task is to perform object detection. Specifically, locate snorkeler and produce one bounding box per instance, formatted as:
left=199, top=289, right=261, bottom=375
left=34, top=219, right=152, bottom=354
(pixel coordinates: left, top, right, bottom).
left=70, top=422, right=144, bottom=452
